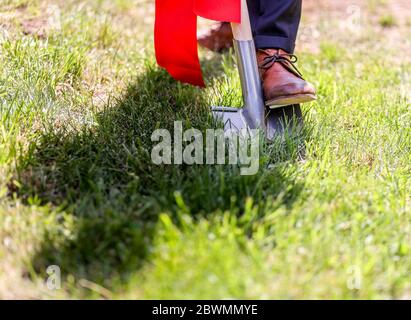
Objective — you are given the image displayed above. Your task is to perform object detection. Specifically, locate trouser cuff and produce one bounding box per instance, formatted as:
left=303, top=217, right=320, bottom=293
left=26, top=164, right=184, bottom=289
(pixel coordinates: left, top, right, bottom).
left=253, top=35, right=296, bottom=53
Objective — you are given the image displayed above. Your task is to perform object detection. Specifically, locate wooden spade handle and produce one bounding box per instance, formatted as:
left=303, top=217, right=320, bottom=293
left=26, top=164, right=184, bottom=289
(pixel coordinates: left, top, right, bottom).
left=231, top=0, right=253, bottom=41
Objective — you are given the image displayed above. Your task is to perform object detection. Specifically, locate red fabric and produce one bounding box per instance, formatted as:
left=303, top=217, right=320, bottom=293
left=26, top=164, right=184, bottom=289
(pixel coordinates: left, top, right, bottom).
left=155, top=0, right=241, bottom=87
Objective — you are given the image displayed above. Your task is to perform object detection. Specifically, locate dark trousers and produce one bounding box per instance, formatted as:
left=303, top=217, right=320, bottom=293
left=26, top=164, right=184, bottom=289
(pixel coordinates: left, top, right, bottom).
left=248, top=0, right=302, bottom=53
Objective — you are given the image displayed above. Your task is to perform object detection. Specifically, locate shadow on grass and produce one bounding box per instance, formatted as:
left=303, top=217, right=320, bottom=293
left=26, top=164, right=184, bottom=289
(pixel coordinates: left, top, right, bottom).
left=15, top=56, right=309, bottom=289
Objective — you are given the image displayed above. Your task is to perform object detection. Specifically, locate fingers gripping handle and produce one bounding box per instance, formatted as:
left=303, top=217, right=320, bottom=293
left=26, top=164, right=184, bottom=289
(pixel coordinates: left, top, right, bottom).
left=231, top=0, right=253, bottom=41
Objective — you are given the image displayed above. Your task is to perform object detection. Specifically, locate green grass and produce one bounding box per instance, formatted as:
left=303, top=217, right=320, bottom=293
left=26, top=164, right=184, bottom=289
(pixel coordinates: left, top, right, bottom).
left=379, top=14, right=396, bottom=28
left=1, top=0, right=411, bottom=299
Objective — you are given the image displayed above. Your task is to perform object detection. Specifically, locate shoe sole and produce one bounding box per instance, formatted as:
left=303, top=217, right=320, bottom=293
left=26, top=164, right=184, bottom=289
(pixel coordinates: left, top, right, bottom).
left=266, top=94, right=317, bottom=109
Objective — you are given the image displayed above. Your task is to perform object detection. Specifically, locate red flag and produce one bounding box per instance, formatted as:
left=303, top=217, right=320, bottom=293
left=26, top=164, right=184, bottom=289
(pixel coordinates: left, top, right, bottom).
left=155, top=0, right=241, bottom=87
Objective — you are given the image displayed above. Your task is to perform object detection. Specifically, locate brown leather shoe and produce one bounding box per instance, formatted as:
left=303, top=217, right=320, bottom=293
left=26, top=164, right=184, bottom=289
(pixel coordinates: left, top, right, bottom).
left=198, top=22, right=233, bottom=53
left=257, top=49, right=316, bottom=108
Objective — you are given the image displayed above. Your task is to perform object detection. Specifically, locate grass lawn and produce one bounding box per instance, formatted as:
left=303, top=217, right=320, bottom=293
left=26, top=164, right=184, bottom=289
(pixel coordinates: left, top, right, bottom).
left=1, top=0, right=411, bottom=299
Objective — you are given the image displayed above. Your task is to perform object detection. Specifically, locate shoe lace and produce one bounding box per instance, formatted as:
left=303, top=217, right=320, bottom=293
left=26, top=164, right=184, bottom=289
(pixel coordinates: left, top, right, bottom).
left=258, top=49, right=304, bottom=79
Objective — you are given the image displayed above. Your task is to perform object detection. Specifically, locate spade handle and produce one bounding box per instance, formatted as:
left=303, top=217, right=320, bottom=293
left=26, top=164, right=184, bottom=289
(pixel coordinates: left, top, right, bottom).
left=231, top=0, right=253, bottom=41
